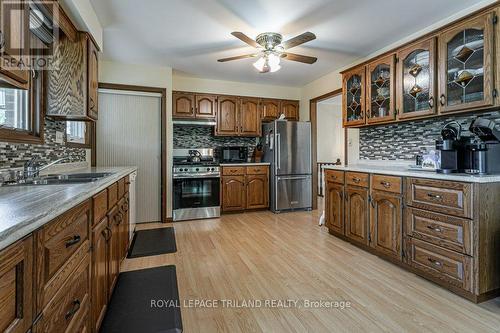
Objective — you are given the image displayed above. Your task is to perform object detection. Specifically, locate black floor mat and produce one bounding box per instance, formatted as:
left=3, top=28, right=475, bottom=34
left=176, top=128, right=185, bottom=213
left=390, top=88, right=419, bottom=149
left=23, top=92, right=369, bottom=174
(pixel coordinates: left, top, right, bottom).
left=99, top=266, right=183, bottom=333
left=128, top=227, right=177, bottom=258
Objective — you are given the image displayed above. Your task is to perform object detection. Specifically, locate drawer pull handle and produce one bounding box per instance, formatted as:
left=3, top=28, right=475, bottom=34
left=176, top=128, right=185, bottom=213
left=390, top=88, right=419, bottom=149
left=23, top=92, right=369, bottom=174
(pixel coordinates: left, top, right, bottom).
left=427, top=225, right=442, bottom=233
left=65, top=299, right=81, bottom=320
left=352, top=177, right=361, bottom=183
left=427, top=258, right=442, bottom=267
left=427, top=193, right=442, bottom=200
left=380, top=181, right=391, bottom=188
left=65, top=235, right=81, bottom=248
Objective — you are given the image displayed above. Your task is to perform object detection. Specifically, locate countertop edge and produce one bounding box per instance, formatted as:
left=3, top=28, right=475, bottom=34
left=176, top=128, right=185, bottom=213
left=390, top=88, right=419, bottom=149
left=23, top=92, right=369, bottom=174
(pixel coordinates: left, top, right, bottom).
left=0, top=167, right=137, bottom=251
left=322, top=165, right=500, bottom=183
left=220, top=163, right=271, bottom=166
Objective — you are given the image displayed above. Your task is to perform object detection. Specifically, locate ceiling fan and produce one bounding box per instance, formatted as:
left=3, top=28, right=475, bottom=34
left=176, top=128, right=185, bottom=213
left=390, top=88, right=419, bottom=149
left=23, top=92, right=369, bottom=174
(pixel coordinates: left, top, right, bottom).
left=218, top=31, right=317, bottom=73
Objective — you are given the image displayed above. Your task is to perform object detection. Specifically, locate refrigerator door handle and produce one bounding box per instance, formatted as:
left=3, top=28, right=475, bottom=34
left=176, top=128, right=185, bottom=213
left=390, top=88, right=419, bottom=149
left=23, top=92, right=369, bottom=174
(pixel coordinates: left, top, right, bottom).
left=276, top=133, right=281, bottom=171
left=278, top=176, right=311, bottom=181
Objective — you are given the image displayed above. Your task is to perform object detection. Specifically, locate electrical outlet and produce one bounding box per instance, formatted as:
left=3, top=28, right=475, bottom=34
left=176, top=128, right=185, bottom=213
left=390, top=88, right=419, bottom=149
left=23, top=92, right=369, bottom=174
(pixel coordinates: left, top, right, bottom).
left=55, top=131, right=64, bottom=144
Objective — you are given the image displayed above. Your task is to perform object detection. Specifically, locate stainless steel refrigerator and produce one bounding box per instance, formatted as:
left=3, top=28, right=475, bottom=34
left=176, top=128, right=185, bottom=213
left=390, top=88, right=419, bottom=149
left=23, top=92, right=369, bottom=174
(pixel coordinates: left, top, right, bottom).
left=262, top=121, right=312, bottom=213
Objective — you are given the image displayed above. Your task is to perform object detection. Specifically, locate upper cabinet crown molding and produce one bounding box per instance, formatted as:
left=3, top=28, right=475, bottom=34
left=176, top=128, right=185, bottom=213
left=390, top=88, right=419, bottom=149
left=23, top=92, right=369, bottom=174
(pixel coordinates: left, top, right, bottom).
left=341, top=4, right=500, bottom=128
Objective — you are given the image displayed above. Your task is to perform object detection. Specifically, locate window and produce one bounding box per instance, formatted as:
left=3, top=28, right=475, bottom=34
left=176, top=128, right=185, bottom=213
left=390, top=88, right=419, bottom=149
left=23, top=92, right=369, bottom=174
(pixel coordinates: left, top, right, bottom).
left=0, top=33, right=44, bottom=143
left=66, top=121, right=92, bottom=148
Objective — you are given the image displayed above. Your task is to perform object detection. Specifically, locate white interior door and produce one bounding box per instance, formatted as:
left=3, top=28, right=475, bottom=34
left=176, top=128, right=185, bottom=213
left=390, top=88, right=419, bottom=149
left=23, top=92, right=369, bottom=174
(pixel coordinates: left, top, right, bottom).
left=97, top=89, right=162, bottom=223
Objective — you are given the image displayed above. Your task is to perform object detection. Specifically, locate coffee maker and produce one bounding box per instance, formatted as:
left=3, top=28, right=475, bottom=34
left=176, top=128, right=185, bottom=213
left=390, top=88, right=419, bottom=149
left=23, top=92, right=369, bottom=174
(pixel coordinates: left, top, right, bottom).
left=436, top=118, right=500, bottom=174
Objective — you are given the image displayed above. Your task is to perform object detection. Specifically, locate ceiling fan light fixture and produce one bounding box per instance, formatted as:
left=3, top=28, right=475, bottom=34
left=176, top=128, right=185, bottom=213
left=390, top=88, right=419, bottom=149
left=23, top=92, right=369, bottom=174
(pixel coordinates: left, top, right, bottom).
left=253, top=53, right=281, bottom=73
left=253, top=57, right=266, bottom=72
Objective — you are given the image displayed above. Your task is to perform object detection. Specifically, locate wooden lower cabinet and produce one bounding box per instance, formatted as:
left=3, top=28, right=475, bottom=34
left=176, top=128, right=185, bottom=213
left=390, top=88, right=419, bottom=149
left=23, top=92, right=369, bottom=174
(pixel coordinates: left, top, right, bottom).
left=91, top=217, right=109, bottom=333
left=0, top=236, right=33, bottom=333
left=106, top=206, right=120, bottom=299
left=246, top=174, right=269, bottom=209
left=345, top=186, right=369, bottom=245
left=221, top=175, right=246, bottom=211
left=369, top=190, right=402, bottom=260
left=325, top=181, right=344, bottom=236
left=221, top=165, right=269, bottom=212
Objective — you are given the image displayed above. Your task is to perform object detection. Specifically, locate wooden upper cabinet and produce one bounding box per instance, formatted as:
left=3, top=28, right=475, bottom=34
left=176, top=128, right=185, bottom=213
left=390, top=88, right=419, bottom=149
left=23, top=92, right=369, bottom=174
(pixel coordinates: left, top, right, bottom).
left=195, top=94, right=217, bottom=118
left=281, top=100, right=299, bottom=120
left=173, top=92, right=195, bottom=118
left=345, top=186, right=369, bottom=246
left=366, top=54, right=396, bottom=124
left=0, top=0, right=30, bottom=88
left=0, top=236, right=33, bottom=333
left=438, top=12, right=495, bottom=113
left=261, top=99, right=280, bottom=121
left=397, top=37, right=437, bottom=119
left=215, top=96, right=239, bottom=136
left=87, top=35, right=99, bottom=120
left=342, top=66, right=366, bottom=126
left=325, top=181, right=344, bottom=236
left=369, top=191, right=402, bottom=260
left=240, top=97, right=261, bottom=136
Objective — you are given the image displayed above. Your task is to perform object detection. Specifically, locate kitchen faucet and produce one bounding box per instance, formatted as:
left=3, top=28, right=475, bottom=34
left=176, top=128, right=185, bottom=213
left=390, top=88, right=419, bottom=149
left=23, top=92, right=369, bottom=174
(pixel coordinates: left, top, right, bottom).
left=24, top=156, right=70, bottom=178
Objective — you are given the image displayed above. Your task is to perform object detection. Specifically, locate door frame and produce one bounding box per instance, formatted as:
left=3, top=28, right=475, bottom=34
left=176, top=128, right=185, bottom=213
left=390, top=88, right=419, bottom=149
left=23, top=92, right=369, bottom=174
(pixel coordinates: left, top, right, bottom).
left=310, top=88, right=345, bottom=210
left=92, top=83, right=168, bottom=223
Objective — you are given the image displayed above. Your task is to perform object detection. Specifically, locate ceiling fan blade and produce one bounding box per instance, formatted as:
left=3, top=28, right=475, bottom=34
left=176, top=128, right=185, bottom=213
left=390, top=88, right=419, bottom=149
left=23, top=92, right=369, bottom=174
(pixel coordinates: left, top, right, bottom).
left=231, top=32, right=260, bottom=48
left=282, top=52, right=317, bottom=64
left=281, top=32, right=316, bottom=49
left=217, top=54, right=259, bottom=62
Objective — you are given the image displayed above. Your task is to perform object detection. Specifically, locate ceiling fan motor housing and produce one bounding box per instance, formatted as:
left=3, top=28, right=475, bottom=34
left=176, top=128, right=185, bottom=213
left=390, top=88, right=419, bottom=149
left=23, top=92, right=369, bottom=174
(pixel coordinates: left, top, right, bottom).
left=256, top=32, right=283, bottom=50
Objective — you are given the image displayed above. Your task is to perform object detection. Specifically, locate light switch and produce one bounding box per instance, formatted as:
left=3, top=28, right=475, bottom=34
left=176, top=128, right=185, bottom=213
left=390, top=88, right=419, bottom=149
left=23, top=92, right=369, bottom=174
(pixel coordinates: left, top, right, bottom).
left=56, top=131, right=64, bottom=144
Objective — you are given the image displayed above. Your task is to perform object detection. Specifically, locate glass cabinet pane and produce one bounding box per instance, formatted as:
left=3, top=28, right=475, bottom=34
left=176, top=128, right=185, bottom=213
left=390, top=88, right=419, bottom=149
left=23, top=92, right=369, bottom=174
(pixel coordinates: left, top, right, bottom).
left=446, top=28, right=484, bottom=106
left=345, top=74, right=363, bottom=122
left=402, top=49, right=431, bottom=114
left=370, top=64, right=391, bottom=119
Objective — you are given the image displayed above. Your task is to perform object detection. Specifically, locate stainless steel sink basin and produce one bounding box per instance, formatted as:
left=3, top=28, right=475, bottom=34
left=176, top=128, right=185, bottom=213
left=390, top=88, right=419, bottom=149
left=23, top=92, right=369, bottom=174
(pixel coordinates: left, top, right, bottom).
left=4, top=172, right=113, bottom=186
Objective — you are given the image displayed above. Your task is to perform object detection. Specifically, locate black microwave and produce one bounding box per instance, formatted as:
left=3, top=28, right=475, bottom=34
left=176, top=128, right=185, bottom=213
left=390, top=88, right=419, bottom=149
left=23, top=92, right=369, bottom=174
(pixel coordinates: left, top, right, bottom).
left=220, top=146, right=248, bottom=163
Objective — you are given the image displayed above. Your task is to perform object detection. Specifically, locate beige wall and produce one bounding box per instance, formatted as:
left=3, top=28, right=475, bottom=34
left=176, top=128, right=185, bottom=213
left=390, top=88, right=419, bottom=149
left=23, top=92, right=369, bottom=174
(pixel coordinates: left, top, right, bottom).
left=99, top=60, right=174, bottom=217
left=173, top=75, right=301, bottom=100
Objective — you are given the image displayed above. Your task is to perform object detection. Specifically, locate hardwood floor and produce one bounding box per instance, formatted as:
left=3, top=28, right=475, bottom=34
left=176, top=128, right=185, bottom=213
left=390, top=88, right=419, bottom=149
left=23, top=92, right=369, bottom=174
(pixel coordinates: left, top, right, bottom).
left=122, top=206, right=500, bottom=332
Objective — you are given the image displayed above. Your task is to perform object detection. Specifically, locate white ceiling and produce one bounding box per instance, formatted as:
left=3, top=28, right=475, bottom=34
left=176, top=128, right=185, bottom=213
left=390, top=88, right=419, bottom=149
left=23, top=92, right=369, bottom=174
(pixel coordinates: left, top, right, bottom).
left=90, top=0, right=486, bottom=87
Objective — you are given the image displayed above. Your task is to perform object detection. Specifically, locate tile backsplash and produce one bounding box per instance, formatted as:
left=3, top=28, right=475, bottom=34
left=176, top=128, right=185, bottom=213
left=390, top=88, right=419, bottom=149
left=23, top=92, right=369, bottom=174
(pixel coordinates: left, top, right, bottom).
left=173, top=125, right=257, bottom=157
left=0, top=118, right=87, bottom=169
left=359, top=110, right=500, bottom=160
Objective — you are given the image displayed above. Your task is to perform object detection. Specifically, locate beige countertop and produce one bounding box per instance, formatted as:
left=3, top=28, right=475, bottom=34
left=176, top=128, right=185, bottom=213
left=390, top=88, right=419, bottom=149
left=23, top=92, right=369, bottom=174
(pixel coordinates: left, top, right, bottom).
left=0, top=166, right=137, bottom=251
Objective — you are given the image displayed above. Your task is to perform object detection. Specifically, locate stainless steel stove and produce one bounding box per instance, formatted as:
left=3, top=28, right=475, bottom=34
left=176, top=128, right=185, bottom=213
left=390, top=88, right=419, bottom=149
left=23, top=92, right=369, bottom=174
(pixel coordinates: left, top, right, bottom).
left=172, top=149, right=220, bottom=221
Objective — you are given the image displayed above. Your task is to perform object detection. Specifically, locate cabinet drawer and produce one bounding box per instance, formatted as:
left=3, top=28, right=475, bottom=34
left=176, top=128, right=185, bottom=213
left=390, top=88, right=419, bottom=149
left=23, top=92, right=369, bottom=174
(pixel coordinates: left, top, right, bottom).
left=371, top=174, right=402, bottom=194
left=92, top=189, right=108, bottom=226
left=346, top=172, right=369, bottom=188
left=246, top=165, right=269, bottom=175
left=405, top=208, right=472, bottom=255
left=118, top=177, right=125, bottom=198
left=407, top=238, right=472, bottom=292
left=108, top=182, right=118, bottom=208
left=325, top=170, right=344, bottom=184
left=36, top=254, right=91, bottom=333
left=406, top=178, right=473, bottom=218
left=222, top=166, right=246, bottom=176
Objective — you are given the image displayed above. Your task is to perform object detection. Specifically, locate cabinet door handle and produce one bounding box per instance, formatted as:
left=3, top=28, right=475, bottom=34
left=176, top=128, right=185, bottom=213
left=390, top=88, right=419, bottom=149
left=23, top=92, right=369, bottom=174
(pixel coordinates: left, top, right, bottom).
left=428, top=96, right=434, bottom=108
left=427, top=225, right=442, bottom=233
left=352, top=177, right=361, bottom=183
left=65, top=299, right=81, bottom=320
left=65, top=235, right=81, bottom=248
left=370, top=199, right=375, bottom=208
left=366, top=110, right=371, bottom=118
left=427, top=258, right=442, bottom=267
left=439, top=94, right=446, bottom=106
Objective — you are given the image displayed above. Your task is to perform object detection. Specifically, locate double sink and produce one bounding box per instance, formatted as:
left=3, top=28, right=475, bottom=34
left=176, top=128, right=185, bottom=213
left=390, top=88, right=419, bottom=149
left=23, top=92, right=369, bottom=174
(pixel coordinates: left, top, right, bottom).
left=5, top=172, right=113, bottom=186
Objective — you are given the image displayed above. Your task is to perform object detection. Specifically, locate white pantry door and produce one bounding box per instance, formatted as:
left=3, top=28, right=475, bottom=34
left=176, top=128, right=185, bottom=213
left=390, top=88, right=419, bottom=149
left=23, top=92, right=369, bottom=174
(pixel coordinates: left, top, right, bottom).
left=97, top=89, right=162, bottom=223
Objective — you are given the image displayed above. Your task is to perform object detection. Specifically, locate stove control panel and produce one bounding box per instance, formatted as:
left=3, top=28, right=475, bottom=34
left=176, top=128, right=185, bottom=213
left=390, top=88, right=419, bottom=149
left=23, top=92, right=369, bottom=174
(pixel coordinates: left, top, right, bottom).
left=173, top=165, right=220, bottom=178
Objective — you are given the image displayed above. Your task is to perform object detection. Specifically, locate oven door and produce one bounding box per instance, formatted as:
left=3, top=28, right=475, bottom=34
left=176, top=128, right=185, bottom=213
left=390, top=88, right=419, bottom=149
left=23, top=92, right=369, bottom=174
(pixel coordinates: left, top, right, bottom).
left=173, top=177, right=220, bottom=210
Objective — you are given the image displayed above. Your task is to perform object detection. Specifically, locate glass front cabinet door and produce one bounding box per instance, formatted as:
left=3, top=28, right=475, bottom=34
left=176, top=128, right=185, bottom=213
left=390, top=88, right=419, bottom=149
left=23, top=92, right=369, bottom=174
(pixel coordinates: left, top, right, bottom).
left=397, top=38, right=436, bottom=119
left=342, top=66, right=366, bottom=126
left=366, top=54, right=396, bottom=124
left=438, top=12, right=495, bottom=113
